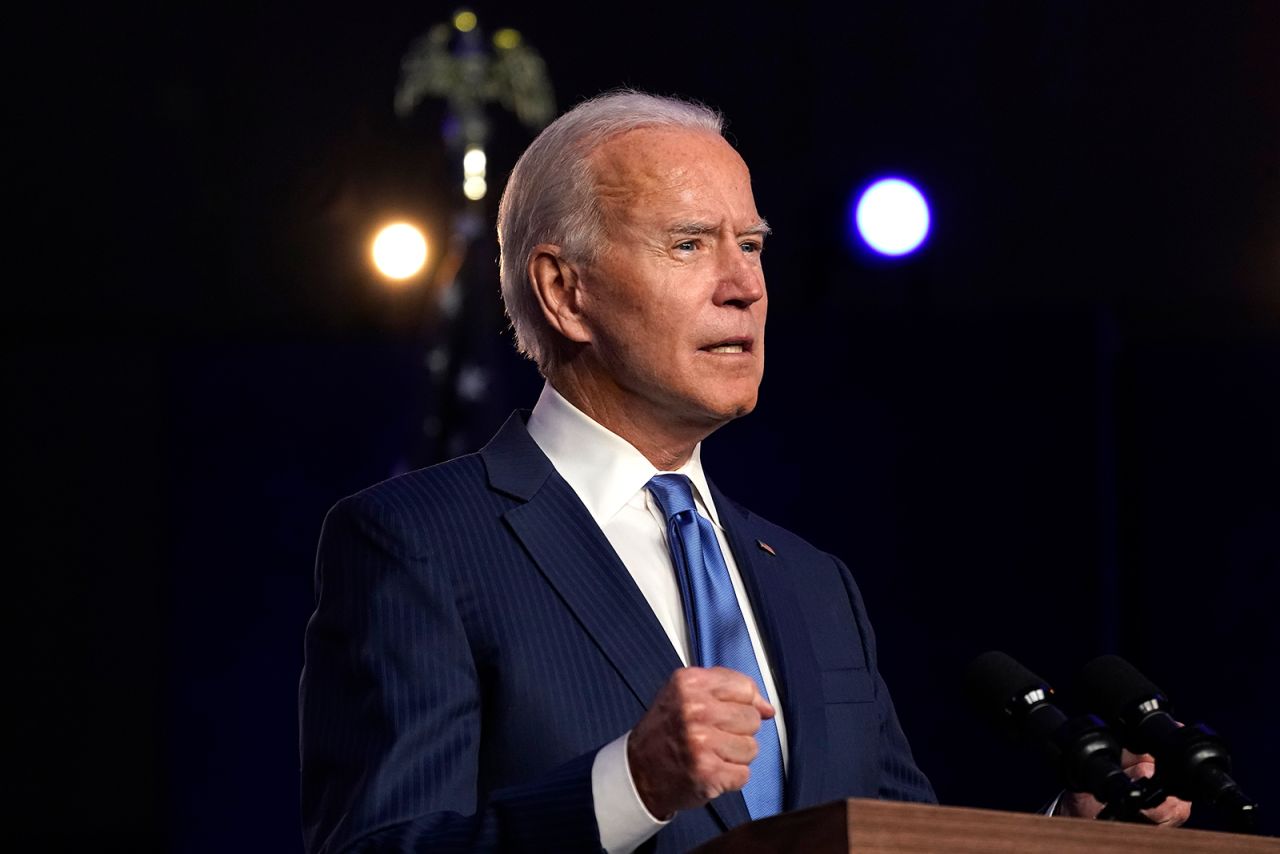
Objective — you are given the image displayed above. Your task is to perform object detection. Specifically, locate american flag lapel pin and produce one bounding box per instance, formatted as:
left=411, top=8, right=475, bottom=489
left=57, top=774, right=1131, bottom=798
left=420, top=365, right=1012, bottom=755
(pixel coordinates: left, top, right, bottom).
left=756, top=539, right=776, bottom=556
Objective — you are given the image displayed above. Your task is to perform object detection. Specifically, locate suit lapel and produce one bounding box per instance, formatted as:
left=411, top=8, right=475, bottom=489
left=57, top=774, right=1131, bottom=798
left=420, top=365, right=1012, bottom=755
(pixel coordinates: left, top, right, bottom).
left=711, top=482, right=829, bottom=812
left=481, top=413, right=753, bottom=833
left=484, top=413, right=681, bottom=712
left=504, top=482, right=683, bottom=712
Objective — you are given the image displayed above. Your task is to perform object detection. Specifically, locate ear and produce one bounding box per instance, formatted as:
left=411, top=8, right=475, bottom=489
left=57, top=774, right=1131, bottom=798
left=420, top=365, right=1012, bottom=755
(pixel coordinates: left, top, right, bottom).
left=528, top=244, right=592, bottom=345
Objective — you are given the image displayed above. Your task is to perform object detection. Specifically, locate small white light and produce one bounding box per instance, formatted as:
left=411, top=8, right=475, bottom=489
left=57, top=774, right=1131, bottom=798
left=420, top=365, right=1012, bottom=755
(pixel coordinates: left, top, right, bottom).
left=463, top=147, right=487, bottom=177
left=371, top=222, right=428, bottom=280
left=463, top=176, right=487, bottom=201
left=854, top=178, right=931, bottom=257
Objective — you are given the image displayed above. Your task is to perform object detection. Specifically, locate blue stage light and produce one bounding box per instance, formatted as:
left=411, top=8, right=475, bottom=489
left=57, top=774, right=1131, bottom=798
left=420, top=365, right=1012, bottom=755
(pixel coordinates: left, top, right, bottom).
left=852, top=178, right=931, bottom=257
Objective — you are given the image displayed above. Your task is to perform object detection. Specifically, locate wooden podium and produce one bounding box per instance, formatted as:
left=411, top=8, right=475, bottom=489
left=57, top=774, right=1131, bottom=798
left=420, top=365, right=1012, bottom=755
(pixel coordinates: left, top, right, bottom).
left=691, top=798, right=1277, bottom=853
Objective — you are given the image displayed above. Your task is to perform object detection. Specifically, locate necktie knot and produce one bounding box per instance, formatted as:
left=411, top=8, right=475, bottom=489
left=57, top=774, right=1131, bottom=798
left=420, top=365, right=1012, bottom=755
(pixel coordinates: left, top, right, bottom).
left=647, top=473, right=697, bottom=520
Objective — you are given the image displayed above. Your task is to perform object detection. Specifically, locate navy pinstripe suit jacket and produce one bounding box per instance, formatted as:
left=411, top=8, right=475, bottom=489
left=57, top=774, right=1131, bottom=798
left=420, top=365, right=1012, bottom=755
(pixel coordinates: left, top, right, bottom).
left=299, top=412, right=935, bottom=853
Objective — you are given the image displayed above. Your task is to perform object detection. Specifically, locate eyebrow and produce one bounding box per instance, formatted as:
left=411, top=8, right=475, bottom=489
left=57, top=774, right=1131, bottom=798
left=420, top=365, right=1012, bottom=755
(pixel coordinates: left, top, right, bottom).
left=666, top=219, right=773, bottom=238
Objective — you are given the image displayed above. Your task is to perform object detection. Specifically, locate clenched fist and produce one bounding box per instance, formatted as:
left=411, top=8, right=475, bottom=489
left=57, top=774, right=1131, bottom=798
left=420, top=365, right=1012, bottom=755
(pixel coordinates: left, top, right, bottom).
left=627, top=666, right=774, bottom=819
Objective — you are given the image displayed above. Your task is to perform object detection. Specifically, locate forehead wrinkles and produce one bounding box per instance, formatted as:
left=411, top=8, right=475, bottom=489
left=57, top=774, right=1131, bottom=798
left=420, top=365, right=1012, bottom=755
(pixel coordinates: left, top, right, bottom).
left=589, top=128, right=751, bottom=231
left=591, top=136, right=691, bottom=211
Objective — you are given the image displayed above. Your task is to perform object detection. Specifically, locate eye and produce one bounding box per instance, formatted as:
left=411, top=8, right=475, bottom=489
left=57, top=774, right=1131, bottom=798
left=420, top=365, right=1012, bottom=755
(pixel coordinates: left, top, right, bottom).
left=740, top=240, right=763, bottom=254
left=675, top=239, right=698, bottom=252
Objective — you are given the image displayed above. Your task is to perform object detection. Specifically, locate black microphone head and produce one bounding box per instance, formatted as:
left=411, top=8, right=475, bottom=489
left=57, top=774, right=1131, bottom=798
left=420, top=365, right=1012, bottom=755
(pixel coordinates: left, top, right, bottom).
left=965, top=651, right=1055, bottom=727
left=1078, top=654, right=1169, bottom=723
left=1080, top=656, right=1258, bottom=824
left=965, top=652, right=1143, bottom=804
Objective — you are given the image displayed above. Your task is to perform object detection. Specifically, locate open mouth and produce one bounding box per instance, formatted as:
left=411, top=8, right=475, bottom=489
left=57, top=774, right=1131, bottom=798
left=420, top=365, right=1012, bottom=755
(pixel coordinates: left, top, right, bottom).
left=701, top=338, right=752, bottom=354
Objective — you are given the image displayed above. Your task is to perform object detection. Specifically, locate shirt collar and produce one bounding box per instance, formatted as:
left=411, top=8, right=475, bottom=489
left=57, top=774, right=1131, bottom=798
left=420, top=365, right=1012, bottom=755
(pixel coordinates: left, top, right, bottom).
left=526, top=382, right=722, bottom=529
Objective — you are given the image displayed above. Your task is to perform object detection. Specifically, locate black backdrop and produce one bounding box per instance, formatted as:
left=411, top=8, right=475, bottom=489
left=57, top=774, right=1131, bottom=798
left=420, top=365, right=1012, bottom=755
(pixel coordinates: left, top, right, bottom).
left=12, top=1, right=1279, bottom=849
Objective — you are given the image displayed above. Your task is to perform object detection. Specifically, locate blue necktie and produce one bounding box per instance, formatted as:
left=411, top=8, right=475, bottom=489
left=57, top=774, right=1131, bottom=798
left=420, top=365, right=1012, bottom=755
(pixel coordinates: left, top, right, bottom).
left=646, top=474, right=784, bottom=819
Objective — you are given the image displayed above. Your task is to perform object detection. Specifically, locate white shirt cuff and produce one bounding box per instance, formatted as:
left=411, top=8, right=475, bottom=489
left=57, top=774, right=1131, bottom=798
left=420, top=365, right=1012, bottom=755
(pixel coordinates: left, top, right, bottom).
left=591, top=731, right=672, bottom=853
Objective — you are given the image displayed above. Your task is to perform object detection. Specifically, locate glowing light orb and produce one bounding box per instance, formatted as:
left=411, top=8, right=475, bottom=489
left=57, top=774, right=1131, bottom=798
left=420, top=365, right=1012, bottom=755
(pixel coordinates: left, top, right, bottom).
left=463, top=176, right=487, bottom=201
left=453, top=10, right=477, bottom=32
left=493, top=28, right=522, bottom=50
left=462, top=147, right=486, bottom=175
left=371, top=223, right=428, bottom=280
left=462, top=146, right=487, bottom=200
left=853, top=178, right=931, bottom=256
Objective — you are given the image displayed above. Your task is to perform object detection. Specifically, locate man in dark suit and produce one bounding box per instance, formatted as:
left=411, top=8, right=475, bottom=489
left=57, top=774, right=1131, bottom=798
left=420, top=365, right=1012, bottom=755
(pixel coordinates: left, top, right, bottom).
left=303, top=90, right=1182, bottom=853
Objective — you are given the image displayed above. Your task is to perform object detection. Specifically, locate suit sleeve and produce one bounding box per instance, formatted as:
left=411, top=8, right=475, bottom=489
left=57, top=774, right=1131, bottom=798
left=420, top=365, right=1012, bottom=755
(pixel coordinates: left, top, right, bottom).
left=299, top=495, right=604, bottom=854
left=832, top=556, right=938, bottom=805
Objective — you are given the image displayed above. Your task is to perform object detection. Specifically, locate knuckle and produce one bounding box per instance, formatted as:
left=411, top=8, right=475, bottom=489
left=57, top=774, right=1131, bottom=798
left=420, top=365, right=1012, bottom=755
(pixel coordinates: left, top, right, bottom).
left=680, top=700, right=708, bottom=728
left=693, top=752, right=720, bottom=780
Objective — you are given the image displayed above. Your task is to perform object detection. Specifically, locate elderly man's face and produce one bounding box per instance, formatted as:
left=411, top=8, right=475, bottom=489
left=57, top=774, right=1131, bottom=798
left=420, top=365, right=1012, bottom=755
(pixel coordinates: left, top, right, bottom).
left=575, top=127, right=768, bottom=436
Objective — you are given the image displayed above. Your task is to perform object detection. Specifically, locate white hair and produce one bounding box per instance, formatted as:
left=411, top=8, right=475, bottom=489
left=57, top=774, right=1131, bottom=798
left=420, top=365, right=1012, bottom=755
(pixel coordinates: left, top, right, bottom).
left=496, top=90, right=725, bottom=373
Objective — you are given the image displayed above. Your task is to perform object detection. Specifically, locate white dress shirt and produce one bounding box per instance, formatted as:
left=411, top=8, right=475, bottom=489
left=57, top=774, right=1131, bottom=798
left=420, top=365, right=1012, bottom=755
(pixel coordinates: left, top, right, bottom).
left=526, top=382, right=789, bottom=854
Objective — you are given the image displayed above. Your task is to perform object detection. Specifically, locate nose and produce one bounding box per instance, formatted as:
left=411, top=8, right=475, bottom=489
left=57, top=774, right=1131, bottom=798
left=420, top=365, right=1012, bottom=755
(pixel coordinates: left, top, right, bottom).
left=713, top=242, right=766, bottom=309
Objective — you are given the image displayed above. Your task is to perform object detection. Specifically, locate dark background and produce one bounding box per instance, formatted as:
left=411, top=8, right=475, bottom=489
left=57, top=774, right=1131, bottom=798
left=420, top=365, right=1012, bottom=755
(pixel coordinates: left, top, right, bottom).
left=11, top=1, right=1279, bottom=849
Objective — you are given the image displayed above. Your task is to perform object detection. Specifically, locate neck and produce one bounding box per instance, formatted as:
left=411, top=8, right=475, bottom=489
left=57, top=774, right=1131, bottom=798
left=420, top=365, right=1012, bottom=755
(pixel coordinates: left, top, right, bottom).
left=549, top=369, right=715, bottom=471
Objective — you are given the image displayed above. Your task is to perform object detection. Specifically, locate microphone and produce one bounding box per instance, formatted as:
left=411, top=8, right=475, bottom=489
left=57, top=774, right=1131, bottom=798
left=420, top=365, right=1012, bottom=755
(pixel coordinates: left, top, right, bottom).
left=965, top=651, right=1161, bottom=820
left=1078, top=654, right=1259, bottom=831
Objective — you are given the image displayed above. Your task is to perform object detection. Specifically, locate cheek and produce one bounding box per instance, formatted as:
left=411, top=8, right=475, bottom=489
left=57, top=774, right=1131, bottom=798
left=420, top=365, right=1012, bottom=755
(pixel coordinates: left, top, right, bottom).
left=595, top=316, right=671, bottom=384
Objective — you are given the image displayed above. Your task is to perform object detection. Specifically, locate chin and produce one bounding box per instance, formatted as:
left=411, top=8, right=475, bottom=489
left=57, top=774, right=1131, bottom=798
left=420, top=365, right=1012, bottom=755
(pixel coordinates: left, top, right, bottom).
left=709, top=392, right=760, bottom=424
left=731, top=391, right=759, bottom=415
left=670, top=381, right=761, bottom=430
